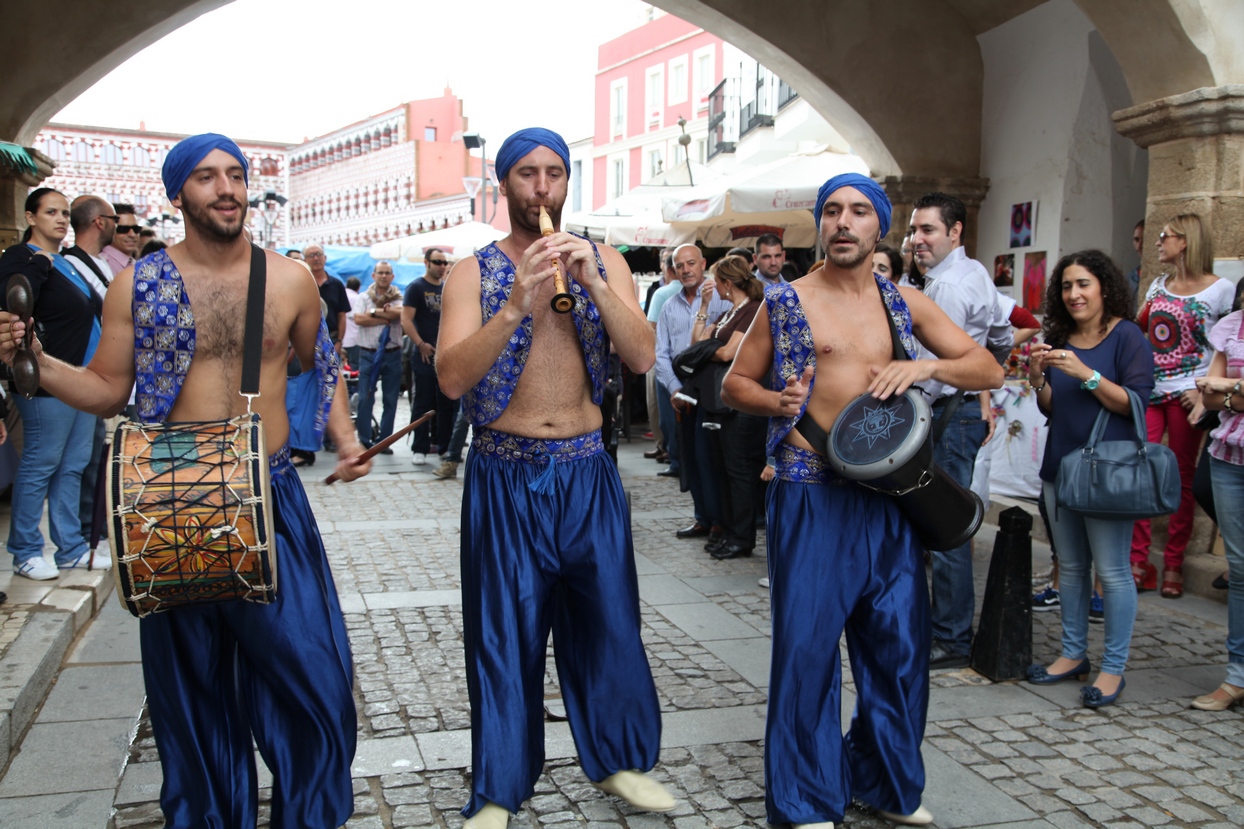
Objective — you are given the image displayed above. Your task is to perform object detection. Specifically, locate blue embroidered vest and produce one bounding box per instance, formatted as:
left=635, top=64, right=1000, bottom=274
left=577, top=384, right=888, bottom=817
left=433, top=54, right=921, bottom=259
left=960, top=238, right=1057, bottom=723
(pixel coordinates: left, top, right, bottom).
left=132, top=249, right=338, bottom=441
left=765, top=275, right=917, bottom=455
left=461, top=238, right=609, bottom=426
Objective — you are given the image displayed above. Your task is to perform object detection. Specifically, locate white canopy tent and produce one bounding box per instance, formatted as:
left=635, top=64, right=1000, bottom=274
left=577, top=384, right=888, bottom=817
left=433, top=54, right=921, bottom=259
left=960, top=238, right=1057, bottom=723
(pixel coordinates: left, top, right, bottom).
left=563, top=160, right=722, bottom=243
left=368, top=221, right=507, bottom=261
left=659, top=148, right=870, bottom=248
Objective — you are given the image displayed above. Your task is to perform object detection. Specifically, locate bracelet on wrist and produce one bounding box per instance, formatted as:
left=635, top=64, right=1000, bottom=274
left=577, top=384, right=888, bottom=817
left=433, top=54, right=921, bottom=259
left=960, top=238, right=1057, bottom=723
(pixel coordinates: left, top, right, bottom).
left=1029, top=372, right=1046, bottom=392
left=1226, top=380, right=1242, bottom=413
left=695, top=314, right=708, bottom=321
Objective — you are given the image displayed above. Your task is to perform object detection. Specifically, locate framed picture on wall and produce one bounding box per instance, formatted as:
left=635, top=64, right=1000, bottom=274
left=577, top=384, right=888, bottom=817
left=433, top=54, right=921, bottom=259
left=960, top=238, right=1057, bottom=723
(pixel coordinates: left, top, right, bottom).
left=994, top=253, right=1015, bottom=287
left=1023, top=251, right=1047, bottom=313
left=1009, top=201, right=1036, bottom=248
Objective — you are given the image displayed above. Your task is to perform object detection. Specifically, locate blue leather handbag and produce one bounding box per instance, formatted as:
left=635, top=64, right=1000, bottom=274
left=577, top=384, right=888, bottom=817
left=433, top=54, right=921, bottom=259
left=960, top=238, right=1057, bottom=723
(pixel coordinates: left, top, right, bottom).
left=1054, top=388, right=1181, bottom=520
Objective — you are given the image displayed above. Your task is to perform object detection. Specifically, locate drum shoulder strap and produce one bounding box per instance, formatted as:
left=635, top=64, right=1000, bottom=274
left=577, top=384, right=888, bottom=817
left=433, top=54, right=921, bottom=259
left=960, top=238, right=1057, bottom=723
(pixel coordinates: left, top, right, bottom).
left=240, top=245, right=266, bottom=397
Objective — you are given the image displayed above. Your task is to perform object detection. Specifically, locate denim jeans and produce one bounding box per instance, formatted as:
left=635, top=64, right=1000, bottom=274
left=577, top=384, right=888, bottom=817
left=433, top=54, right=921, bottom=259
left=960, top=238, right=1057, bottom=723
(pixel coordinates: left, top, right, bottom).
left=656, top=380, right=680, bottom=473
left=929, top=399, right=989, bottom=655
left=356, top=347, right=402, bottom=446
left=7, top=395, right=94, bottom=566
left=1042, top=482, right=1137, bottom=675
left=1209, top=457, right=1244, bottom=688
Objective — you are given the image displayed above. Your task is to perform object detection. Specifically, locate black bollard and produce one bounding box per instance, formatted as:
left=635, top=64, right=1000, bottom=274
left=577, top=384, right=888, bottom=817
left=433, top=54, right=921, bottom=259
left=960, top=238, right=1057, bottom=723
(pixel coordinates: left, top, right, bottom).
left=971, top=506, right=1034, bottom=681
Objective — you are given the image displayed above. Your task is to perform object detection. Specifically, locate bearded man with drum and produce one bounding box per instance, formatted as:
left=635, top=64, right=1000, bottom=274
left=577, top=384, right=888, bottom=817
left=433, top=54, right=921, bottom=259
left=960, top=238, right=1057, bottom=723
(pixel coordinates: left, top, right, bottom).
left=722, top=173, right=1001, bottom=828
left=438, top=128, right=674, bottom=829
left=0, top=134, right=369, bottom=829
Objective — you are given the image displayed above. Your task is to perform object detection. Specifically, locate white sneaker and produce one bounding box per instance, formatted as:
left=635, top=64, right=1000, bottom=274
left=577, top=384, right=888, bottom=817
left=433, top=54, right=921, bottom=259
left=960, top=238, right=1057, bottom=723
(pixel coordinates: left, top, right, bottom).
left=758, top=577, right=770, bottom=588
left=411, top=452, right=427, bottom=466
left=59, top=550, right=113, bottom=571
left=14, top=557, right=59, bottom=580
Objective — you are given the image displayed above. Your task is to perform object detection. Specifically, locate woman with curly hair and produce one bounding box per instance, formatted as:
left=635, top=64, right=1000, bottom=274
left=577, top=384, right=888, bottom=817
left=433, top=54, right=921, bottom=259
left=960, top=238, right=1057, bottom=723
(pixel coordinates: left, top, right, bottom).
left=1131, top=213, right=1234, bottom=597
left=1024, top=250, right=1154, bottom=708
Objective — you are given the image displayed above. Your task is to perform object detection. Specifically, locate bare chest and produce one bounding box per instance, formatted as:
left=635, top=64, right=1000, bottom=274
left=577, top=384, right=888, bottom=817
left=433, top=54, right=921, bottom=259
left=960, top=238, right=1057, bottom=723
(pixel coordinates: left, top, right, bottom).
left=184, top=278, right=282, bottom=361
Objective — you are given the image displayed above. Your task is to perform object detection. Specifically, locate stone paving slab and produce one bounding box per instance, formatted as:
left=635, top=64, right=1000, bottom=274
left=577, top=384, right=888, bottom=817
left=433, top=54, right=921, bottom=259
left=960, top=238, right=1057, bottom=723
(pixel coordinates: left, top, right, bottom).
left=0, top=789, right=118, bottom=828
left=0, top=612, right=74, bottom=768
left=65, top=598, right=141, bottom=665
left=37, top=663, right=145, bottom=726
left=0, top=718, right=132, bottom=796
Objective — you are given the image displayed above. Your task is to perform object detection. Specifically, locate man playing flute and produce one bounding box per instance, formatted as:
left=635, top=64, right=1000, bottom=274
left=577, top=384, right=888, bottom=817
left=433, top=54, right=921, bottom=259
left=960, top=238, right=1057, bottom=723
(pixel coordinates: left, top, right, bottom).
left=722, top=174, right=1001, bottom=828
left=438, top=128, right=674, bottom=829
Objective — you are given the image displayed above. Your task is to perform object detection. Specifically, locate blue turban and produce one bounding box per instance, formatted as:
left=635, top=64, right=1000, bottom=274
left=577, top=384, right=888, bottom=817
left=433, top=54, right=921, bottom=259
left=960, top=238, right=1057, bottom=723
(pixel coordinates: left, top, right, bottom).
left=814, top=173, right=891, bottom=239
left=162, top=133, right=249, bottom=201
left=494, top=128, right=571, bottom=182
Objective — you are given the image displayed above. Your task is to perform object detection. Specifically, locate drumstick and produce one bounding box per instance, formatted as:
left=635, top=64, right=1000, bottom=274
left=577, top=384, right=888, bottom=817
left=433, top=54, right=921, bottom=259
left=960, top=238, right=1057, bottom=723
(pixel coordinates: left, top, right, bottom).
left=324, top=410, right=435, bottom=485
left=540, top=206, right=575, bottom=314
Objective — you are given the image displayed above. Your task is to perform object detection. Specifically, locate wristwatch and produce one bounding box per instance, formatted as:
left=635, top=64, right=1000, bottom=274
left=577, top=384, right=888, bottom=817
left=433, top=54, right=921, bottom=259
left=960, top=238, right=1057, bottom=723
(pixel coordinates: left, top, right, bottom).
left=1081, top=370, right=1101, bottom=391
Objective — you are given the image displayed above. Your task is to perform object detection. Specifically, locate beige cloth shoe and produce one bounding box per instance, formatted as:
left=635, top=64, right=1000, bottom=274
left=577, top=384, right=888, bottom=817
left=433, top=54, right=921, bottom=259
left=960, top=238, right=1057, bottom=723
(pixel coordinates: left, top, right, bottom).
left=792, top=822, right=835, bottom=829
left=433, top=460, right=459, bottom=479
left=878, top=805, right=933, bottom=825
left=1191, top=682, right=1244, bottom=711
left=462, top=802, right=509, bottom=829
left=593, top=770, right=676, bottom=812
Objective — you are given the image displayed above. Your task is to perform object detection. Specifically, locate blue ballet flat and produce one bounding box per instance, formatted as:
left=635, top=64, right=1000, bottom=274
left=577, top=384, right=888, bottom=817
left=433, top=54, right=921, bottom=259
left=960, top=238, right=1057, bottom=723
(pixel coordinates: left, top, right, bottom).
left=1025, top=659, right=1091, bottom=685
left=1081, top=677, right=1125, bottom=708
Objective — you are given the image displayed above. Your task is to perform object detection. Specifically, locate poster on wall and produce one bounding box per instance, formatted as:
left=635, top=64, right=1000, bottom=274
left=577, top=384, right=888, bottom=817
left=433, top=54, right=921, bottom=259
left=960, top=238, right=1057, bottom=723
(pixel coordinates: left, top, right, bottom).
left=1010, top=201, right=1035, bottom=248
left=1023, top=251, right=1047, bottom=313
left=993, top=254, right=1015, bottom=287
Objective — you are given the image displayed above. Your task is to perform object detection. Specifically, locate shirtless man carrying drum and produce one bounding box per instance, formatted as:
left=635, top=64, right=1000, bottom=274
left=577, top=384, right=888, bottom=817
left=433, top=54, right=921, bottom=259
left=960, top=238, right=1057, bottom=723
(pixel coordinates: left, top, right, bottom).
left=722, top=173, right=1001, bottom=829
left=0, top=133, right=368, bottom=828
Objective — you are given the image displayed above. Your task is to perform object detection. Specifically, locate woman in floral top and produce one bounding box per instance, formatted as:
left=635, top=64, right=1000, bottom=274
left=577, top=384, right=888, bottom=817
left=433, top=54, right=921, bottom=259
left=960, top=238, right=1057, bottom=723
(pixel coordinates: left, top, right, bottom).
left=1190, top=306, right=1244, bottom=709
left=1131, top=213, right=1235, bottom=597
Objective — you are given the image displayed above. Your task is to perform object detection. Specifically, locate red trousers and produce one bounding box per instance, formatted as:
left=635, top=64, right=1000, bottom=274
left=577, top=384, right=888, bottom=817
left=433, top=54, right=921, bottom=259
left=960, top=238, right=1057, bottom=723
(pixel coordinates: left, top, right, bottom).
left=1130, top=397, right=1204, bottom=569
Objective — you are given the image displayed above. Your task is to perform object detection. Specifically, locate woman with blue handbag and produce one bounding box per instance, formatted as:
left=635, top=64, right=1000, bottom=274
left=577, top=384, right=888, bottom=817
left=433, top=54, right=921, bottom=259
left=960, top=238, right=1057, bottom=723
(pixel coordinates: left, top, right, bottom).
left=1190, top=305, right=1244, bottom=710
left=1024, top=250, right=1155, bottom=708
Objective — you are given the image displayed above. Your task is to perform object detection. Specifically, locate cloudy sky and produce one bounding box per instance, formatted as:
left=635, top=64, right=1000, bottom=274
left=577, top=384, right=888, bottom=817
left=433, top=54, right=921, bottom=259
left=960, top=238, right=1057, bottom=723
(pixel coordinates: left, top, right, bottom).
left=55, top=0, right=654, bottom=146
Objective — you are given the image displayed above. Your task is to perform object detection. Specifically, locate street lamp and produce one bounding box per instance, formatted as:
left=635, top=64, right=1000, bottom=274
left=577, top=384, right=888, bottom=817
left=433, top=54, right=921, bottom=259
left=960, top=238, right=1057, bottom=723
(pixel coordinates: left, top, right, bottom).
left=248, top=189, right=288, bottom=249
left=677, top=116, right=694, bottom=186
left=463, top=133, right=497, bottom=223
left=461, top=175, right=483, bottom=222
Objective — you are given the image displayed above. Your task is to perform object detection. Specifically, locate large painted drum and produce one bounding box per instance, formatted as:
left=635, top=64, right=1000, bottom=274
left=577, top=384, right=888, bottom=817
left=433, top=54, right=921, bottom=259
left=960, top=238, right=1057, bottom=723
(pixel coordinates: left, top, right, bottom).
left=107, top=415, right=278, bottom=617
left=825, top=389, right=983, bottom=552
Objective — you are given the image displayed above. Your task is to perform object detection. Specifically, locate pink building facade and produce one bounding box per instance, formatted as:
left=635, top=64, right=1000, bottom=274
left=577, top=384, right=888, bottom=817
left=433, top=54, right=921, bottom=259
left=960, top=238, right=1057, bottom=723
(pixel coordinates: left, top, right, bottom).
left=288, top=88, right=504, bottom=248
left=591, top=14, right=724, bottom=209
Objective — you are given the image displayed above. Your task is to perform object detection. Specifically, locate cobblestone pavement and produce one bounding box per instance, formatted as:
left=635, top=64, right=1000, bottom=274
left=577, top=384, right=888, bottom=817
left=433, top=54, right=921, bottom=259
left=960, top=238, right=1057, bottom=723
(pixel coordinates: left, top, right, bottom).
left=1, top=429, right=1239, bottom=829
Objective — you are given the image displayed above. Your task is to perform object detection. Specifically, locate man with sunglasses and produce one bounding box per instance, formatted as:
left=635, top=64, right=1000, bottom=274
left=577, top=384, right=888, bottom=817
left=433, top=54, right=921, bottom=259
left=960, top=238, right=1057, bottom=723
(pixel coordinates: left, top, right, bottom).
left=101, top=203, right=140, bottom=276
left=402, top=247, right=456, bottom=464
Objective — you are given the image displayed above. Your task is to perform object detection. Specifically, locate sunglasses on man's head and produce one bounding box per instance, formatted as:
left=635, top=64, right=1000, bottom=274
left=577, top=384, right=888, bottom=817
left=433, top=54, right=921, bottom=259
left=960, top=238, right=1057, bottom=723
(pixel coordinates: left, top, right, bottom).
left=114, top=225, right=141, bottom=234
left=428, top=259, right=449, bottom=266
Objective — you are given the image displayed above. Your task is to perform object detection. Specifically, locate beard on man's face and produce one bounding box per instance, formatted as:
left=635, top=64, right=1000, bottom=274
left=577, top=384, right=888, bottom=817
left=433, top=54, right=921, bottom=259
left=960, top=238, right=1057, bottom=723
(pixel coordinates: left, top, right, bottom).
left=823, top=228, right=877, bottom=270
left=182, top=193, right=248, bottom=241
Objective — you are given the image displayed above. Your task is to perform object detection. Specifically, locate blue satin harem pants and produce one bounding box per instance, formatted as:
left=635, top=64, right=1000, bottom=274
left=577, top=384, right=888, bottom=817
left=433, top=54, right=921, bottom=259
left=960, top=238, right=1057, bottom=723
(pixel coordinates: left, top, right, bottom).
left=460, top=428, right=661, bottom=817
left=138, top=446, right=356, bottom=829
left=765, top=446, right=930, bottom=825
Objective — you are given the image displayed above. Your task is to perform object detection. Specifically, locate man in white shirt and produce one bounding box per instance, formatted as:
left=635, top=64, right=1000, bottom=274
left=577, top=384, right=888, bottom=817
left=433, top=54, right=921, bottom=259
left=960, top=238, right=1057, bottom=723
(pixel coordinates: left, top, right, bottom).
left=62, top=195, right=115, bottom=299
left=909, top=192, right=1000, bottom=670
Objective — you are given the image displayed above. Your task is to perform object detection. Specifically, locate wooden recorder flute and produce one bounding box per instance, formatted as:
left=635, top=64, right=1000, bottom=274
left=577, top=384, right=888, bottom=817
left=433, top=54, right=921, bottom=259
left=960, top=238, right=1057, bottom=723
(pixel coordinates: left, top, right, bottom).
left=324, top=410, right=435, bottom=484
left=539, top=206, right=575, bottom=314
